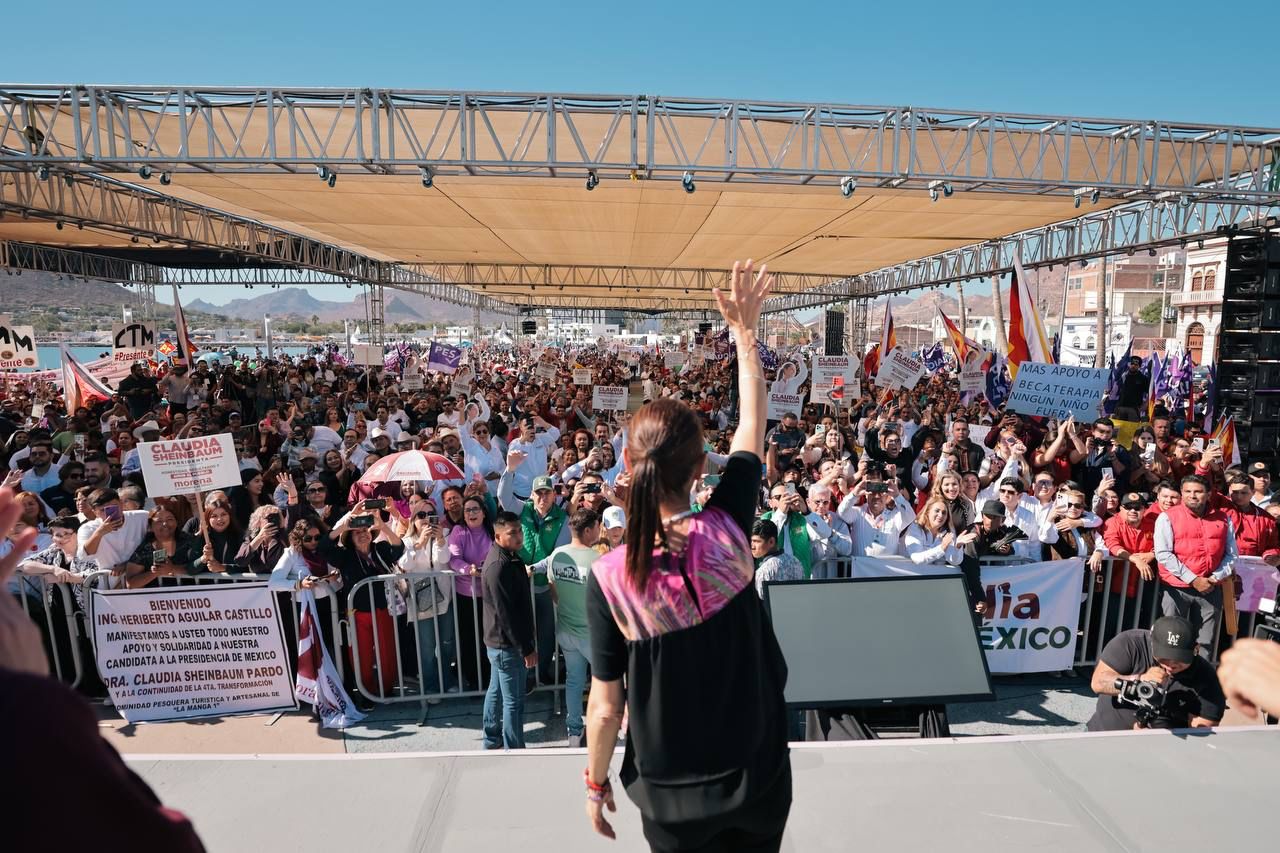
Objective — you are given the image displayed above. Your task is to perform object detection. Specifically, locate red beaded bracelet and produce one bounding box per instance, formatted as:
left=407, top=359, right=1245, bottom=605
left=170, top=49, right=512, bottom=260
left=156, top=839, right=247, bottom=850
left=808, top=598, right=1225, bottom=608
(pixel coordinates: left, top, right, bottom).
left=583, top=768, right=611, bottom=792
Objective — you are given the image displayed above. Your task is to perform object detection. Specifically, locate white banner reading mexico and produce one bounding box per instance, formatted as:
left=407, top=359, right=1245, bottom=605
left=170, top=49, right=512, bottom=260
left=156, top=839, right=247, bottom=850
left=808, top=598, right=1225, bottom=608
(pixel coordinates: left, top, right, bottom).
left=1006, top=362, right=1109, bottom=420
left=978, top=558, right=1082, bottom=674
left=91, top=583, right=295, bottom=723
left=592, top=385, right=629, bottom=411
left=138, top=434, right=244, bottom=498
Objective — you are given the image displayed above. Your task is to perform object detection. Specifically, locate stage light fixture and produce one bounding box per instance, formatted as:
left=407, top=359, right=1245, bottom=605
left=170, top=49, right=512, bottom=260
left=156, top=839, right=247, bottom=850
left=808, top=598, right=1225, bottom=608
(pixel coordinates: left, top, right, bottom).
left=316, top=165, right=330, bottom=181
left=1196, top=239, right=1204, bottom=249
left=159, top=172, right=172, bottom=186
left=1148, top=248, right=1157, bottom=257
left=63, top=173, right=73, bottom=187
left=1079, top=258, right=1088, bottom=268
left=55, top=220, right=63, bottom=230
left=681, top=171, right=695, bottom=194
left=138, top=165, right=153, bottom=180
left=1179, top=193, right=1192, bottom=207
left=1090, top=188, right=1100, bottom=204
left=840, top=176, right=857, bottom=198
left=130, top=235, right=140, bottom=243
left=586, top=170, right=599, bottom=191
left=942, top=182, right=953, bottom=197
left=1126, top=247, right=1135, bottom=257
left=420, top=166, right=434, bottom=188
left=326, top=172, right=337, bottom=188
left=37, top=166, right=50, bottom=181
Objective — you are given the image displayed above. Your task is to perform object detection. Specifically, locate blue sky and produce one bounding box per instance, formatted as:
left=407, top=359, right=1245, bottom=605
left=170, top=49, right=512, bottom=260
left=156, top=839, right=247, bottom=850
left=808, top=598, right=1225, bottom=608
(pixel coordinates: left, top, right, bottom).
left=5, top=0, right=1273, bottom=308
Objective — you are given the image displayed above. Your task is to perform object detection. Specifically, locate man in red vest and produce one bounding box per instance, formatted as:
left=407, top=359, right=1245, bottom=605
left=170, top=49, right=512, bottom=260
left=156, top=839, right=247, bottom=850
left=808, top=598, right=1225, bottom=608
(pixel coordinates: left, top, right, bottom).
left=1154, top=474, right=1238, bottom=660
left=1219, top=475, right=1280, bottom=565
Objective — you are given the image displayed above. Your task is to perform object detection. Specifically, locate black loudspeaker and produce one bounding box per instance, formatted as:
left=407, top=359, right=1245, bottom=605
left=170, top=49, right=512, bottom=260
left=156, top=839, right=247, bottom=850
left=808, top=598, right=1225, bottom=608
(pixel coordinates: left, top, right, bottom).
left=824, top=310, right=846, bottom=356
left=1215, top=233, right=1280, bottom=465
left=698, top=322, right=713, bottom=336
left=521, top=320, right=537, bottom=336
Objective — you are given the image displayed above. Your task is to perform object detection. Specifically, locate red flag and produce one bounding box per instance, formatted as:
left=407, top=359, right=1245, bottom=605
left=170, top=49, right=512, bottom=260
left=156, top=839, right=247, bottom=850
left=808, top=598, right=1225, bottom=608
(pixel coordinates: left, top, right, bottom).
left=59, top=345, right=113, bottom=413
left=1006, top=255, right=1054, bottom=380
left=170, top=285, right=197, bottom=366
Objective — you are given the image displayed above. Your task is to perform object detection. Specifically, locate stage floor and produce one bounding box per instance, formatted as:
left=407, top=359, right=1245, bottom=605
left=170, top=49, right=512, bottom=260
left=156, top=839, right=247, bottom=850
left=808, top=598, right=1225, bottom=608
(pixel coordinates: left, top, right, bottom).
left=129, top=727, right=1274, bottom=852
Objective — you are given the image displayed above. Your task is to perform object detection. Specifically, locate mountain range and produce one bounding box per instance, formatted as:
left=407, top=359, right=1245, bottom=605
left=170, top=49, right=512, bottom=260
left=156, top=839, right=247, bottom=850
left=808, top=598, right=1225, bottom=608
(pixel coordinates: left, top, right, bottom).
left=184, top=289, right=485, bottom=326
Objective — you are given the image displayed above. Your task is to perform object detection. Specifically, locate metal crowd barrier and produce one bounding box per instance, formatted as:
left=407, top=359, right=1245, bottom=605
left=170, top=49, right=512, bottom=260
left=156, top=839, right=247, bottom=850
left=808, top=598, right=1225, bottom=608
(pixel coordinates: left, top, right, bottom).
left=343, top=572, right=562, bottom=718
left=12, top=569, right=85, bottom=688
left=810, top=555, right=1264, bottom=668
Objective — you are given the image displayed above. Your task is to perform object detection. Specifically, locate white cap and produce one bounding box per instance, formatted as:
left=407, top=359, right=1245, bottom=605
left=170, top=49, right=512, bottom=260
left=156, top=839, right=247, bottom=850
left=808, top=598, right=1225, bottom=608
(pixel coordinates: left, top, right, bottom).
left=602, top=506, right=626, bottom=530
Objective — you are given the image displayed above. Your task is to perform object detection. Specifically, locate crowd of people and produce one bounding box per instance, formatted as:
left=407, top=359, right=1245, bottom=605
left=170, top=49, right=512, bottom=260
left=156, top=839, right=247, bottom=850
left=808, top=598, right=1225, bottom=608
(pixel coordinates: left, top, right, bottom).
left=1, top=313, right=1277, bottom=738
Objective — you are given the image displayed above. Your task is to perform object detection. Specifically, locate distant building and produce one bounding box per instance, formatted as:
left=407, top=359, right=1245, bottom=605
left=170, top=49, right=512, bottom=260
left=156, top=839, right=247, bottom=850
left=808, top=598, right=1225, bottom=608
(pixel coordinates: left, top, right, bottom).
left=1171, top=238, right=1226, bottom=365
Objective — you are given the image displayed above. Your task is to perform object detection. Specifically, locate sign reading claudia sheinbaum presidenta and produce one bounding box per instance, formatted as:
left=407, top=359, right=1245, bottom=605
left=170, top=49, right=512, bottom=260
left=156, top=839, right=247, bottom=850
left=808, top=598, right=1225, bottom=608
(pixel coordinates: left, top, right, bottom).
left=1006, top=362, right=1109, bottom=420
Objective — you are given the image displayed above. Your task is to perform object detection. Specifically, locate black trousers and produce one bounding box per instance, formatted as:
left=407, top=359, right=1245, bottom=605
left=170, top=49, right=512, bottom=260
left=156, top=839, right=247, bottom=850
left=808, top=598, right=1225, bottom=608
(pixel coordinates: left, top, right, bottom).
left=454, top=594, right=490, bottom=692
left=640, top=763, right=792, bottom=853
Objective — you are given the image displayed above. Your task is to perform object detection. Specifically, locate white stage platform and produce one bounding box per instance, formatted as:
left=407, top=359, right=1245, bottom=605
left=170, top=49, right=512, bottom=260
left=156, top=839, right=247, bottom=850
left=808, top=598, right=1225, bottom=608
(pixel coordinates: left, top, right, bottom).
left=128, top=727, right=1275, bottom=852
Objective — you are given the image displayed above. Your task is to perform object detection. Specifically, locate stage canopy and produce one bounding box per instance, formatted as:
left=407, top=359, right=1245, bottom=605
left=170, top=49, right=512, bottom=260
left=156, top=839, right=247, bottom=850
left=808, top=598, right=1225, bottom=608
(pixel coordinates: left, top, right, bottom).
left=2, top=88, right=1279, bottom=313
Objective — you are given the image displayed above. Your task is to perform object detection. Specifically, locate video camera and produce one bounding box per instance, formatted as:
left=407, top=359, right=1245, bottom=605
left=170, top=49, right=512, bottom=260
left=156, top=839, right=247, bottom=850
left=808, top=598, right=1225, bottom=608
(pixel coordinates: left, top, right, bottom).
left=1114, top=678, right=1172, bottom=728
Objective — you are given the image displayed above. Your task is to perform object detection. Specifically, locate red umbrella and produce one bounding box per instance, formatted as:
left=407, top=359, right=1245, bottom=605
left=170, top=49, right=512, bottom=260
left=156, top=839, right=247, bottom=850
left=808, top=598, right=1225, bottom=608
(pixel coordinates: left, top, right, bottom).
left=358, top=450, right=464, bottom=484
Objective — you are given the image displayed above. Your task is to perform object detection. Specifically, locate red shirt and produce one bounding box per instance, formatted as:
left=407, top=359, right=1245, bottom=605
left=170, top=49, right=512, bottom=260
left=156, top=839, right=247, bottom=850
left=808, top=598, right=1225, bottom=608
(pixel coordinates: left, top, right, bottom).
left=1102, top=513, right=1157, bottom=598
left=1217, top=499, right=1280, bottom=560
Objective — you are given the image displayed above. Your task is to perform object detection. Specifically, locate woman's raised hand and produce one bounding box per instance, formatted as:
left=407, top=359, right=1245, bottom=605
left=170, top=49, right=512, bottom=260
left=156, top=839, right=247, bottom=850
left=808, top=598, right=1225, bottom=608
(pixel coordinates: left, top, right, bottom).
left=713, top=260, right=774, bottom=338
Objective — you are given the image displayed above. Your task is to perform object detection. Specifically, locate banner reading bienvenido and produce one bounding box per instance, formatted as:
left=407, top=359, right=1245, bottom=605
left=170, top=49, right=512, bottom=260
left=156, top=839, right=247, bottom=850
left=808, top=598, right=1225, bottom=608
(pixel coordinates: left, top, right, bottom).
left=1006, top=361, right=1109, bottom=420
left=138, top=434, right=243, bottom=498
left=593, top=385, right=629, bottom=411
left=91, top=583, right=295, bottom=723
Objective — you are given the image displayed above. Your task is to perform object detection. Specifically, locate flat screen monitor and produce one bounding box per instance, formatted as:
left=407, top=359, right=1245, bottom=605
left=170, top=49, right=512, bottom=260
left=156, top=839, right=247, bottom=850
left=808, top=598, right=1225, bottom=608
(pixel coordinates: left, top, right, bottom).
left=764, top=575, right=994, bottom=708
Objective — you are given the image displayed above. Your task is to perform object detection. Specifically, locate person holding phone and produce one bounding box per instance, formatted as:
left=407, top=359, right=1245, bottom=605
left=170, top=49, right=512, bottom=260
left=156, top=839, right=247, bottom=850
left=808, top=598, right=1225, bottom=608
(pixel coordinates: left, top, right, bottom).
left=122, top=507, right=202, bottom=588
left=75, top=488, right=151, bottom=589
left=398, top=506, right=456, bottom=698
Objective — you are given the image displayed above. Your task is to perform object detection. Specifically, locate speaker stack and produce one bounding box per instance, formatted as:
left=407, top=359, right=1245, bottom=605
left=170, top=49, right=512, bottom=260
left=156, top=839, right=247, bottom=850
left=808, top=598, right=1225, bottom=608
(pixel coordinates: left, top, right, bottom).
left=1214, top=233, right=1280, bottom=468
left=521, top=320, right=537, bottom=336
left=824, top=310, right=846, bottom=356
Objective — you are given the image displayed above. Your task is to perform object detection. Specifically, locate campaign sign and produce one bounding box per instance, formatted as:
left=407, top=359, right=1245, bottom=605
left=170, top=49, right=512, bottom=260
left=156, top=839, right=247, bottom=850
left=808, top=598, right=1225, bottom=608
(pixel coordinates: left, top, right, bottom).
left=138, top=434, right=243, bottom=498
left=663, top=351, right=684, bottom=369
left=535, top=361, right=558, bottom=381
left=573, top=369, right=593, bottom=386
left=810, top=355, right=857, bottom=405
left=0, top=324, right=38, bottom=370
left=877, top=347, right=926, bottom=390
left=1006, top=361, right=1109, bottom=420
left=111, top=321, right=157, bottom=364
left=592, top=386, right=630, bottom=411
left=767, top=391, right=804, bottom=421
left=401, top=372, right=424, bottom=391
left=91, top=583, right=295, bottom=723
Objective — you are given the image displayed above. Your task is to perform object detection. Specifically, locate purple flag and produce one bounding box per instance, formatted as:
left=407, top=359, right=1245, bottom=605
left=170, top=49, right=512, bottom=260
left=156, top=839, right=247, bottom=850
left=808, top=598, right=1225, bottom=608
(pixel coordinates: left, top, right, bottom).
left=426, top=341, right=462, bottom=374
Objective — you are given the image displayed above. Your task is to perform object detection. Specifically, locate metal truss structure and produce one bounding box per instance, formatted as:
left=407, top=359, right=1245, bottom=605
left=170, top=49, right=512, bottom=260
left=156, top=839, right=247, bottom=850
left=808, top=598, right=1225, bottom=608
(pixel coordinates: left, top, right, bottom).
left=760, top=197, right=1280, bottom=314
left=4, top=86, right=1280, bottom=201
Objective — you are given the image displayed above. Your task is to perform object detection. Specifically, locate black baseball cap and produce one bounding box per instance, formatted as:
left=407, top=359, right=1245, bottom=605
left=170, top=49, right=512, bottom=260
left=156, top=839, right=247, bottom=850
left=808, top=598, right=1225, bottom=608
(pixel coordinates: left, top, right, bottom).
left=1150, top=616, right=1195, bottom=664
left=1120, top=492, right=1148, bottom=510
left=1248, top=462, right=1270, bottom=476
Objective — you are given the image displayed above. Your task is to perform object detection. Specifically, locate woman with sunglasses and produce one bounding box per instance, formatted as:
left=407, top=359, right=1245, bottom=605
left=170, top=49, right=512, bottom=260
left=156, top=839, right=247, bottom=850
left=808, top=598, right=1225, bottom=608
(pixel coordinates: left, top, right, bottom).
left=268, top=518, right=344, bottom=659
left=462, top=408, right=506, bottom=484
left=448, top=495, right=495, bottom=692
left=1040, top=487, right=1101, bottom=562
left=329, top=501, right=405, bottom=700
left=398, top=503, right=457, bottom=698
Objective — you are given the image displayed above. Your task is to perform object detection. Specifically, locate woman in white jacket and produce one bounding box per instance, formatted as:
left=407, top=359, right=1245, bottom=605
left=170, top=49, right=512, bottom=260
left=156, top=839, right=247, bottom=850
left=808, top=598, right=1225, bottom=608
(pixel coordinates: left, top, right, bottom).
left=397, top=510, right=457, bottom=698
left=268, top=518, right=343, bottom=658
left=900, top=497, right=976, bottom=567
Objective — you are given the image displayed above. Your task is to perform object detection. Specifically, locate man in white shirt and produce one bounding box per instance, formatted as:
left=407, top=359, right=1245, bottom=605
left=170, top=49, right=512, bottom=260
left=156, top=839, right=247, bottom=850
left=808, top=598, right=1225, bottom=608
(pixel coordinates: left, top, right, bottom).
left=992, top=477, right=1044, bottom=560
left=77, top=488, right=151, bottom=587
left=158, top=366, right=191, bottom=414
left=806, top=483, right=853, bottom=573
left=838, top=478, right=916, bottom=558
left=303, top=423, right=343, bottom=455
left=369, top=406, right=403, bottom=444
left=20, top=440, right=63, bottom=494
left=505, top=414, right=561, bottom=500
left=435, top=397, right=463, bottom=430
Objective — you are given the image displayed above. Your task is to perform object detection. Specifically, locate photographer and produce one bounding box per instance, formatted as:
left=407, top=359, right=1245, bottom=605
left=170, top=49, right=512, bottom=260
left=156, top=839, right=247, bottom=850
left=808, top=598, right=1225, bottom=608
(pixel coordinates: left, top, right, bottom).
left=1086, top=616, right=1225, bottom=731
left=765, top=411, right=806, bottom=476
left=1069, top=417, right=1129, bottom=502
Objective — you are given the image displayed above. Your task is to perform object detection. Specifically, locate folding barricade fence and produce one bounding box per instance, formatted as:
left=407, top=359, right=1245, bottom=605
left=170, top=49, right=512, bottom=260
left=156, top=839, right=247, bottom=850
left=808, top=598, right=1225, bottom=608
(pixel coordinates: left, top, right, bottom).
left=15, top=556, right=1269, bottom=703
